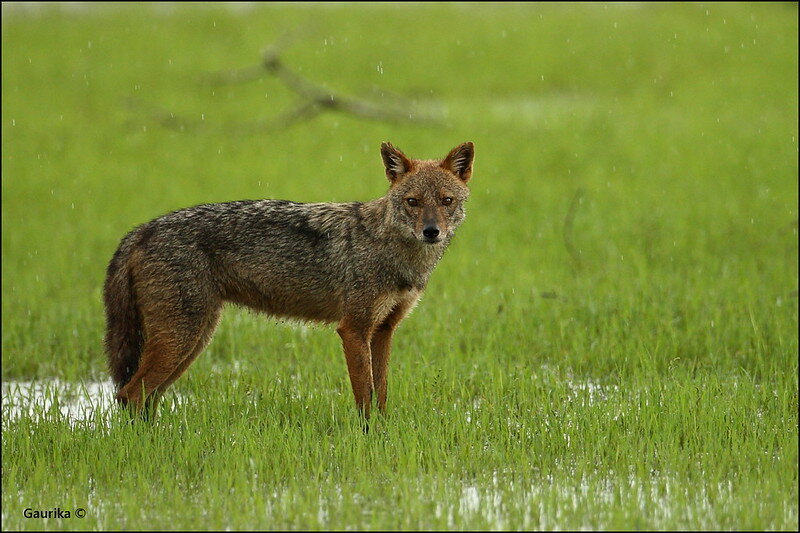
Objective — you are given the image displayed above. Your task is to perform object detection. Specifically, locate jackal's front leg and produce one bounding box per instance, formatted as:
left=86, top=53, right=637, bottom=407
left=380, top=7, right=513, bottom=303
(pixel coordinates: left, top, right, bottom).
left=370, top=300, right=413, bottom=413
left=336, top=317, right=374, bottom=418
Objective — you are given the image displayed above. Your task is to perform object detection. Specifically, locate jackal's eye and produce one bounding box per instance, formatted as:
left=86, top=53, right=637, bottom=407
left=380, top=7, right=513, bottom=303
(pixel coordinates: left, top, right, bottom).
left=442, top=197, right=453, bottom=206
left=406, top=198, right=418, bottom=207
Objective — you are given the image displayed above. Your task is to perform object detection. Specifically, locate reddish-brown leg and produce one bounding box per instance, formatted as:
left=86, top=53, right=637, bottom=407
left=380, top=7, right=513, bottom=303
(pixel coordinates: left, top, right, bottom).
left=146, top=307, right=222, bottom=410
left=370, top=301, right=413, bottom=413
left=117, top=333, right=194, bottom=415
left=337, top=316, right=374, bottom=419
left=117, top=301, right=219, bottom=416
left=117, top=256, right=221, bottom=417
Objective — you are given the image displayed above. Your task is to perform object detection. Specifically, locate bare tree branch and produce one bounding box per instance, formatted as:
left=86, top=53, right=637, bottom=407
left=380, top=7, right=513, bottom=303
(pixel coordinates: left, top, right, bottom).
left=137, top=38, right=442, bottom=133
left=204, top=41, right=442, bottom=128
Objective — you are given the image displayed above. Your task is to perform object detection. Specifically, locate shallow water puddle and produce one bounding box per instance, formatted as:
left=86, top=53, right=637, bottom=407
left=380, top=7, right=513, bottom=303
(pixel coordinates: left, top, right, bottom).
left=435, top=474, right=739, bottom=530
left=2, top=379, right=117, bottom=426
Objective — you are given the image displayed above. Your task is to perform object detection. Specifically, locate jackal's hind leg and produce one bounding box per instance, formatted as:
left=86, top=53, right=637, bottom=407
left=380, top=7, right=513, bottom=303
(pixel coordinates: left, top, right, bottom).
left=117, top=303, right=220, bottom=417
left=155, top=307, right=222, bottom=399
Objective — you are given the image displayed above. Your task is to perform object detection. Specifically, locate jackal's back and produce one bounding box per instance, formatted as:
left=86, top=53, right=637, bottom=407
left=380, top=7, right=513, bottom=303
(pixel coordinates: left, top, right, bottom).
left=123, top=199, right=371, bottom=322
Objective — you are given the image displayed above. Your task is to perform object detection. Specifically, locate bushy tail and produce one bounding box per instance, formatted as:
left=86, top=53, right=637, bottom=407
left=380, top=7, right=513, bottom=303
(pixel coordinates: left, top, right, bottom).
left=104, top=249, right=143, bottom=391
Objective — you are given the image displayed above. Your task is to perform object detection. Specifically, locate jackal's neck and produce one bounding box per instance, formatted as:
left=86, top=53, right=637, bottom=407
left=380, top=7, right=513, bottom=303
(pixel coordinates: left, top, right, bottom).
left=362, top=196, right=407, bottom=243
left=360, top=196, right=393, bottom=236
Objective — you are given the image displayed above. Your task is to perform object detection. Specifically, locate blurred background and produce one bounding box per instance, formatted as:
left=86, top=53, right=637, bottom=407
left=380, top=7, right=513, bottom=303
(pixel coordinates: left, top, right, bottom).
left=2, top=2, right=797, bottom=379
left=2, top=4, right=797, bottom=530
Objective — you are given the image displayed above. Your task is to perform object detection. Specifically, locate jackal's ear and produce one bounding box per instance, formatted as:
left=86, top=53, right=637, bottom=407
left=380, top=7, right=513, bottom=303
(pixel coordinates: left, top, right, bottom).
left=441, top=142, right=474, bottom=183
left=381, top=142, right=413, bottom=183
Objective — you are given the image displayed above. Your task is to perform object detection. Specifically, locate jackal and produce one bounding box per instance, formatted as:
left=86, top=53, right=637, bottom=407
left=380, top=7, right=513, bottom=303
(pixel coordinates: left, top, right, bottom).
left=104, top=142, right=474, bottom=418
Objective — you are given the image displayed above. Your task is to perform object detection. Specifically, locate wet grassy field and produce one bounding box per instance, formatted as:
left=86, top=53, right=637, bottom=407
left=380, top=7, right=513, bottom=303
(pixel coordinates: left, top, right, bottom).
left=2, top=3, right=797, bottom=530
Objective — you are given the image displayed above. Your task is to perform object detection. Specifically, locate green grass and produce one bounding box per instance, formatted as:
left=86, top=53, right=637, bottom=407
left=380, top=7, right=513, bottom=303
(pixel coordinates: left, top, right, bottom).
left=2, top=2, right=797, bottom=530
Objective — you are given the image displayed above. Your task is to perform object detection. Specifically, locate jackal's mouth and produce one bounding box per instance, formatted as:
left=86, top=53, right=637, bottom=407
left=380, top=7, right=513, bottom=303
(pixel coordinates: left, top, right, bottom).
left=422, top=236, right=442, bottom=245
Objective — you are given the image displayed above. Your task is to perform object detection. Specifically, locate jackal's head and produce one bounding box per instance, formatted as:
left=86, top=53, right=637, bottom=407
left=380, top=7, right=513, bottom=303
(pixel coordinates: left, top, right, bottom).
left=381, top=141, right=474, bottom=245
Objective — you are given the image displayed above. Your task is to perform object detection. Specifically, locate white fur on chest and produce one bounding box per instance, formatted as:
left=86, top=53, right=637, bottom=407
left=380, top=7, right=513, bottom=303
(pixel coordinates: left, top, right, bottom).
left=372, top=289, right=421, bottom=325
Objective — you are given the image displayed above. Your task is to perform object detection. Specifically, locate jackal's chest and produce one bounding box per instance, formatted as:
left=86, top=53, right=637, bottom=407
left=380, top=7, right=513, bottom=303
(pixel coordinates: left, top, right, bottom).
left=371, top=288, right=421, bottom=326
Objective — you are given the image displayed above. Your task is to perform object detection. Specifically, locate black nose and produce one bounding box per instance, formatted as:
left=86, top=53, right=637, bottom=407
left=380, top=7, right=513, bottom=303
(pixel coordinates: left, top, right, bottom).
left=423, top=226, right=440, bottom=239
